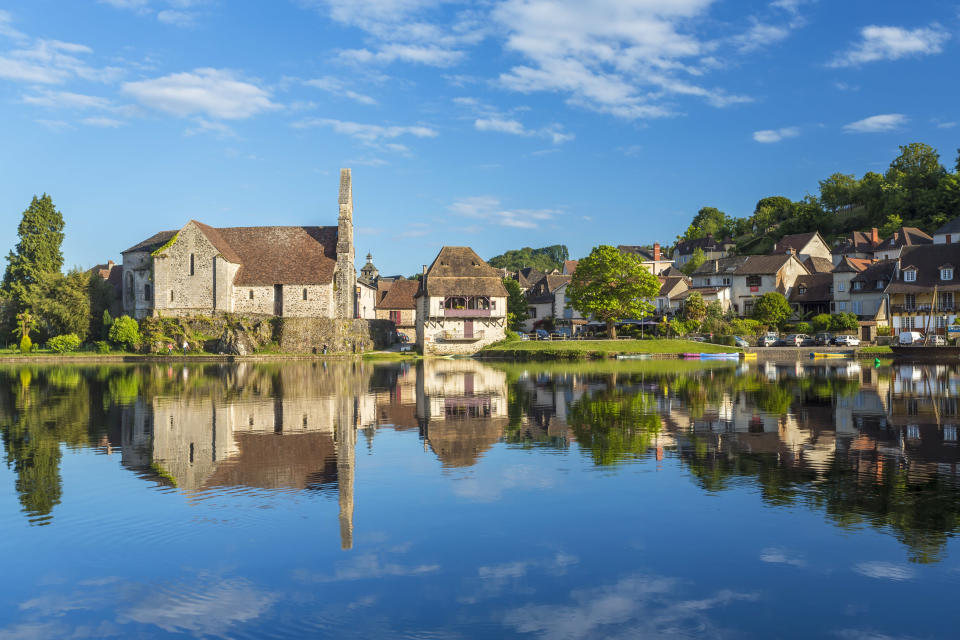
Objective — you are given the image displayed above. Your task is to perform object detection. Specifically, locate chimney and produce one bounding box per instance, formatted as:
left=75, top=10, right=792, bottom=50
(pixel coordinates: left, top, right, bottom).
left=107, top=260, right=114, bottom=268
left=653, top=243, right=661, bottom=262
left=871, top=227, right=878, bottom=245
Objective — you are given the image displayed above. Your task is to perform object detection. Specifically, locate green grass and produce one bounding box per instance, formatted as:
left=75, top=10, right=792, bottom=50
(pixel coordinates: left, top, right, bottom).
left=859, top=345, right=893, bottom=354
left=362, top=351, right=421, bottom=361
left=481, top=338, right=738, bottom=355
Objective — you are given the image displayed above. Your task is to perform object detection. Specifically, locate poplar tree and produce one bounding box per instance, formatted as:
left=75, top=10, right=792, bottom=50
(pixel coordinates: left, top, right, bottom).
left=2, top=194, right=65, bottom=314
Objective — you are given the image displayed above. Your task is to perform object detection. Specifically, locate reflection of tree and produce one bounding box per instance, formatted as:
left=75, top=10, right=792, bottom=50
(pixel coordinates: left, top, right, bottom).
left=568, top=388, right=661, bottom=465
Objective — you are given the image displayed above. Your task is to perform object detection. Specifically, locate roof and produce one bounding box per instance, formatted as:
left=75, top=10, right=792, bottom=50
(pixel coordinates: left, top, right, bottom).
left=935, top=217, right=960, bottom=236
left=773, top=231, right=821, bottom=254
left=733, top=254, right=799, bottom=275
left=886, top=244, right=960, bottom=294
left=657, top=276, right=689, bottom=298
left=850, top=260, right=897, bottom=291
left=420, top=247, right=509, bottom=298
left=618, top=245, right=666, bottom=261
left=376, top=278, right=419, bottom=310
left=563, top=260, right=578, bottom=275
left=790, top=273, right=833, bottom=302
left=661, top=266, right=685, bottom=277
left=832, top=230, right=880, bottom=255
left=833, top=256, right=872, bottom=273
left=876, top=227, right=932, bottom=252
left=674, top=234, right=734, bottom=255
left=802, top=256, right=834, bottom=274
left=122, top=230, right=177, bottom=254
left=516, top=267, right=545, bottom=289
left=526, top=274, right=571, bottom=304
left=693, top=255, right=749, bottom=276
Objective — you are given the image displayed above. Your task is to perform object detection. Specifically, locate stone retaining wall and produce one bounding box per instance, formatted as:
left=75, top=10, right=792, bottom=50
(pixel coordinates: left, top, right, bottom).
left=277, top=317, right=393, bottom=354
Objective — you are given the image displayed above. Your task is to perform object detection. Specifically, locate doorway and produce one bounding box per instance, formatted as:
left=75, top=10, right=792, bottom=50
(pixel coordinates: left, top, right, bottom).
left=463, top=320, right=473, bottom=339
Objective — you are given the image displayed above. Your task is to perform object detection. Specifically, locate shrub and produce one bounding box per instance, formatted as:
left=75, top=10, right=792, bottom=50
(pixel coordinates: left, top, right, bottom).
left=19, top=334, right=31, bottom=353
left=877, top=325, right=892, bottom=337
left=830, top=312, right=859, bottom=332
left=794, top=322, right=812, bottom=335
left=811, top=313, right=832, bottom=332
left=504, top=329, right=521, bottom=342
left=108, top=315, right=141, bottom=351
left=95, top=340, right=111, bottom=354
left=48, top=333, right=81, bottom=353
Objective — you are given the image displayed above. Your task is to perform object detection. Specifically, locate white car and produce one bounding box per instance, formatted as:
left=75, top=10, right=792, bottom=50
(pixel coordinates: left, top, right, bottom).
left=899, top=331, right=923, bottom=345
left=834, top=335, right=860, bottom=347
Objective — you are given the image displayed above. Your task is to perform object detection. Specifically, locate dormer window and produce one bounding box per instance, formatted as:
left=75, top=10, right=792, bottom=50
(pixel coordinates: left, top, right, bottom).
left=853, top=281, right=863, bottom=291
left=904, top=269, right=917, bottom=282
left=942, top=268, right=953, bottom=281
left=876, top=280, right=885, bottom=289
left=798, top=286, right=807, bottom=295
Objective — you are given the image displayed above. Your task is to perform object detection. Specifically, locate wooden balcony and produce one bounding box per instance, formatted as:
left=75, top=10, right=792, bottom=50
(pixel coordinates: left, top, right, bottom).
left=444, top=308, right=491, bottom=317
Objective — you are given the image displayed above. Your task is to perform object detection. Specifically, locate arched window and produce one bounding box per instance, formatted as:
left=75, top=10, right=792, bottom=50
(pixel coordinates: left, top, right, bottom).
left=144, top=284, right=152, bottom=302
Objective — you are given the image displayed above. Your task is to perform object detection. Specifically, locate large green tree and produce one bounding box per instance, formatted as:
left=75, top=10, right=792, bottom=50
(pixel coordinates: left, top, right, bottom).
left=502, top=277, right=529, bottom=332
left=2, top=195, right=65, bottom=316
left=752, top=292, right=791, bottom=328
left=488, top=245, right=569, bottom=273
left=682, top=206, right=730, bottom=241
left=818, top=173, right=860, bottom=212
left=567, top=245, right=660, bottom=339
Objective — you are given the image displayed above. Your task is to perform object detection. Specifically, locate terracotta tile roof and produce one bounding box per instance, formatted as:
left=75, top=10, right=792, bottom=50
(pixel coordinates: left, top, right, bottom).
left=790, top=273, right=833, bottom=302
left=563, top=260, right=578, bottom=274
left=733, top=254, right=798, bottom=275
left=122, top=230, right=177, bottom=254
left=832, top=230, right=880, bottom=255
left=216, top=226, right=338, bottom=286
left=886, top=244, right=960, bottom=294
left=773, top=231, right=820, bottom=254
left=876, top=227, right=932, bottom=251
left=421, top=247, right=509, bottom=298
left=833, top=256, right=872, bottom=273
left=376, top=278, right=418, bottom=310
left=802, top=256, right=834, bottom=274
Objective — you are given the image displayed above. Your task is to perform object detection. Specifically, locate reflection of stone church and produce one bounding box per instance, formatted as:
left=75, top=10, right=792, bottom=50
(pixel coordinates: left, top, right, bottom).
left=119, top=363, right=376, bottom=549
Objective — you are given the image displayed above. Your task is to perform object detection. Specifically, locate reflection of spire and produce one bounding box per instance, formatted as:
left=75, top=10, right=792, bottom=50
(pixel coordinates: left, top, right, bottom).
left=337, top=397, right=357, bottom=550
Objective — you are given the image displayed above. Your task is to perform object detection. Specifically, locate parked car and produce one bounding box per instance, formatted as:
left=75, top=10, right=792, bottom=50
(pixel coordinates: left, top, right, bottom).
left=761, top=332, right=778, bottom=347
left=734, top=336, right=750, bottom=348
left=689, top=336, right=706, bottom=343
left=834, top=334, right=860, bottom=346
left=814, top=333, right=833, bottom=346
left=781, top=334, right=810, bottom=347
left=931, top=335, right=947, bottom=346
left=534, top=329, right=549, bottom=340
left=899, top=331, right=923, bottom=345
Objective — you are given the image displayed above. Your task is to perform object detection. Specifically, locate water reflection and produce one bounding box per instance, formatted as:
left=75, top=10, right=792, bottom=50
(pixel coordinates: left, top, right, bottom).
left=2, top=359, right=960, bottom=566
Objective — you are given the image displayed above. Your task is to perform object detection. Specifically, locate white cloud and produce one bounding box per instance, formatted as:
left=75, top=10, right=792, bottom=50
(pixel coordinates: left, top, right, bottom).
left=339, top=44, right=464, bottom=67
left=304, top=76, right=377, bottom=105
left=22, top=90, right=112, bottom=110
left=934, top=120, right=956, bottom=129
left=294, top=553, right=440, bottom=582
left=853, top=561, right=915, bottom=581
left=123, top=68, right=279, bottom=119
left=448, top=197, right=559, bottom=231
left=475, top=117, right=574, bottom=144
left=752, top=126, right=799, bottom=143
left=829, top=24, right=950, bottom=67
left=98, top=0, right=151, bottom=9
left=34, top=119, right=72, bottom=131
left=81, top=117, right=126, bottom=128
left=843, top=113, right=907, bottom=134
left=156, top=10, right=196, bottom=27
left=0, top=39, right=121, bottom=84
left=732, top=19, right=791, bottom=53
left=99, top=0, right=206, bottom=26
left=0, top=10, right=27, bottom=42
left=759, top=547, right=806, bottom=567
left=293, top=117, right=437, bottom=145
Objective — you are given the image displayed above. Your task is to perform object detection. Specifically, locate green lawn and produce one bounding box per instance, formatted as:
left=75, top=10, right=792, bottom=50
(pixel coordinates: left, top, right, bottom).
left=481, top=338, right=738, bottom=355
left=858, top=345, right=893, bottom=354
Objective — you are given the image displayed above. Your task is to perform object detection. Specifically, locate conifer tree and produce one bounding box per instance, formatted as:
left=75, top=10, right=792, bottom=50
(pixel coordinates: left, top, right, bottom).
left=2, top=194, right=65, bottom=314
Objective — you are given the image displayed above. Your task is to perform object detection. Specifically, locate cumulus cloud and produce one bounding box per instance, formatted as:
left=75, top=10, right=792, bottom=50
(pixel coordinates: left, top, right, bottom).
left=98, top=0, right=207, bottom=27
left=447, top=198, right=559, bottom=232
left=122, top=68, right=279, bottom=119
left=752, top=126, right=799, bottom=143
left=22, top=90, right=112, bottom=110
left=843, top=114, right=907, bottom=134
left=829, top=24, right=950, bottom=67
left=0, top=38, right=121, bottom=84
left=475, top=117, right=574, bottom=144
left=304, top=76, right=377, bottom=105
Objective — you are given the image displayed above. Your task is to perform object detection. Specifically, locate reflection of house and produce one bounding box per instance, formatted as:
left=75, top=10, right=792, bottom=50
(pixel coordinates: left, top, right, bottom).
left=730, top=254, right=808, bottom=317
left=415, top=246, right=508, bottom=355
left=415, top=360, right=508, bottom=467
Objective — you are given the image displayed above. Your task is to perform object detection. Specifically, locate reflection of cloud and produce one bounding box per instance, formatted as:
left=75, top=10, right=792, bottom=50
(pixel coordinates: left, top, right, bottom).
left=118, top=578, right=276, bottom=635
left=759, top=547, right=806, bottom=567
left=453, top=464, right=556, bottom=502
left=833, top=630, right=923, bottom=640
left=853, top=562, right=915, bottom=582
left=503, top=574, right=758, bottom=639
left=294, top=554, right=440, bottom=583
left=462, top=553, right=580, bottom=604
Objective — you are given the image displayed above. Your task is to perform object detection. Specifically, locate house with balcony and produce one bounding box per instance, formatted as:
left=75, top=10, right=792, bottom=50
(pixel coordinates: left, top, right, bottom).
left=848, top=259, right=894, bottom=324
left=415, top=246, right=508, bottom=355
left=873, top=226, right=932, bottom=261
left=730, top=253, right=808, bottom=317
left=886, top=244, right=960, bottom=336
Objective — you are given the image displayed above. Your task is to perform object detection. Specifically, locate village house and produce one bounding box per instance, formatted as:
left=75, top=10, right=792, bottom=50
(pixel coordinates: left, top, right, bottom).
left=848, top=259, right=893, bottom=323
left=88, top=259, right=123, bottom=315
left=654, top=275, right=689, bottom=317
left=415, top=247, right=508, bottom=355
left=550, top=279, right=586, bottom=335
left=831, top=256, right=872, bottom=314
left=618, top=243, right=674, bottom=275
left=523, top=274, right=580, bottom=334
left=772, top=231, right=832, bottom=263
left=831, top=228, right=881, bottom=265
left=873, top=226, right=932, bottom=261
left=886, top=243, right=960, bottom=337
left=355, top=253, right=379, bottom=320
left=790, top=273, right=833, bottom=317
left=375, top=278, right=419, bottom=341
left=672, top=233, right=735, bottom=267
left=730, top=253, right=809, bottom=317
left=120, top=168, right=357, bottom=320
left=933, top=217, right=960, bottom=244
left=802, top=256, right=835, bottom=274
left=562, top=260, right=578, bottom=275
left=690, top=256, right=748, bottom=313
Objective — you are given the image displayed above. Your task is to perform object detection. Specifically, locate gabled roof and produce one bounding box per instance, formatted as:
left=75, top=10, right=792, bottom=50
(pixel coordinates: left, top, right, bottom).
left=802, top=256, right=834, bottom=274
left=773, top=231, right=822, bottom=254
left=833, top=256, right=872, bottom=273
left=934, top=217, right=960, bottom=236
left=850, top=260, right=897, bottom=290
left=376, top=278, right=419, bottom=310
left=733, top=254, right=800, bottom=275
left=191, top=220, right=244, bottom=264
left=661, top=266, right=685, bottom=277
left=886, top=244, right=960, bottom=294
left=832, top=230, right=880, bottom=255
left=562, top=260, right=578, bottom=275
left=123, top=230, right=177, bottom=254
left=657, top=276, right=689, bottom=299
left=674, top=234, right=734, bottom=255
left=876, top=227, right=932, bottom=251
left=516, top=267, right=545, bottom=289
left=790, top=273, right=833, bottom=302
left=527, top=274, right=572, bottom=303
left=420, top=246, right=509, bottom=298
left=692, top=255, right=749, bottom=276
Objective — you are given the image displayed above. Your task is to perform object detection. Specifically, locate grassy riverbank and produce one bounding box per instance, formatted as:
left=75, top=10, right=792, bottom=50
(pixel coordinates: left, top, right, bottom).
left=480, top=338, right=739, bottom=359
left=858, top=346, right=893, bottom=355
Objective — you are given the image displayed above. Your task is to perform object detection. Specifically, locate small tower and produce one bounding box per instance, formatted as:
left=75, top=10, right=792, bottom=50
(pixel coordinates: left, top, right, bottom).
left=360, top=252, right=379, bottom=283
left=334, top=168, right=357, bottom=318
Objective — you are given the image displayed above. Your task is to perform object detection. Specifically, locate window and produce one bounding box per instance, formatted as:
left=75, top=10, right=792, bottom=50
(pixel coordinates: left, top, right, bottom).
left=491, top=300, right=496, bottom=309
left=837, top=282, right=845, bottom=292
left=746, top=275, right=761, bottom=287
left=941, top=292, right=954, bottom=310
left=798, top=286, right=807, bottom=295
left=529, top=307, right=537, bottom=318
left=876, top=280, right=885, bottom=289
left=838, top=301, right=846, bottom=311
left=144, top=284, right=152, bottom=302
left=249, top=290, right=254, bottom=300
left=390, top=310, right=401, bottom=324
left=852, top=301, right=862, bottom=315
left=907, top=424, right=920, bottom=439
left=905, top=294, right=916, bottom=310
left=904, top=269, right=916, bottom=282
left=189, top=253, right=195, bottom=276
left=853, top=281, right=863, bottom=291
left=169, top=290, right=174, bottom=302
left=902, top=316, right=915, bottom=330
left=937, top=316, right=947, bottom=328
left=303, top=288, right=308, bottom=300
left=942, top=268, right=953, bottom=280
left=722, top=277, right=731, bottom=286
left=945, top=425, right=957, bottom=441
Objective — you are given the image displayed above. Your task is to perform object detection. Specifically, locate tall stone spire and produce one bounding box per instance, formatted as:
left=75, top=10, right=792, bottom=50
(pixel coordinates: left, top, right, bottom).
left=334, top=168, right=357, bottom=318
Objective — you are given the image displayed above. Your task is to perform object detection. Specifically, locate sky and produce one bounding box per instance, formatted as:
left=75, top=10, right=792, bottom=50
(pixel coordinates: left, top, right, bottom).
left=0, top=0, right=957, bottom=276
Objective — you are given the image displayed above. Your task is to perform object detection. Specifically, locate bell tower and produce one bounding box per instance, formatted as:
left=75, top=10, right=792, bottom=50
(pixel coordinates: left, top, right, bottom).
left=334, top=168, right=357, bottom=318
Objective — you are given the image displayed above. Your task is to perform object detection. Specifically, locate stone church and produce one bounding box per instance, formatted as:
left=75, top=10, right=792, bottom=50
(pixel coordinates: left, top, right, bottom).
left=121, top=169, right=357, bottom=319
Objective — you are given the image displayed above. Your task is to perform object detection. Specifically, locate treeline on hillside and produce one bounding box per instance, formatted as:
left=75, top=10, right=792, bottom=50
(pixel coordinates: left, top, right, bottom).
left=1, top=195, right=116, bottom=351
left=488, top=245, right=569, bottom=272
left=679, top=143, right=960, bottom=254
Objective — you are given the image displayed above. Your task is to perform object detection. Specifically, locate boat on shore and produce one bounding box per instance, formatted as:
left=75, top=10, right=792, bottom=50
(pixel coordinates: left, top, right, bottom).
left=890, top=346, right=960, bottom=360
left=809, top=352, right=852, bottom=359
left=681, top=352, right=740, bottom=360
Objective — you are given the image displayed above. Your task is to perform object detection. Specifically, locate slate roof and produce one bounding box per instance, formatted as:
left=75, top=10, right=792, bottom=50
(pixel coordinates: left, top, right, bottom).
left=661, top=266, right=685, bottom=277
left=850, top=260, right=897, bottom=293
left=527, top=274, right=572, bottom=304
left=419, top=246, right=509, bottom=298
left=790, top=273, right=833, bottom=302
left=657, top=276, right=689, bottom=299
left=674, top=234, right=734, bottom=256
left=376, top=278, right=419, bottom=310
left=934, top=217, right=960, bottom=236
left=875, top=227, right=932, bottom=252
left=832, top=230, right=880, bottom=256
left=693, top=255, right=749, bottom=276
left=773, top=231, right=820, bottom=254
left=733, top=254, right=800, bottom=275
left=802, top=256, right=834, bottom=274
left=886, top=244, right=960, bottom=294
left=516, top=267, right=545, bottom=289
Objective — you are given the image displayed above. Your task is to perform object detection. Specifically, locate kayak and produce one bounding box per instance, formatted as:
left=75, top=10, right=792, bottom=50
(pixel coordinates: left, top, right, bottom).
left=681, top=353, right=701, bottom=359
left=809, top=352, right=851, bottom=359
left=700, top=353, right=741, bottom=360
left=616, top=354, right=652, bottom=360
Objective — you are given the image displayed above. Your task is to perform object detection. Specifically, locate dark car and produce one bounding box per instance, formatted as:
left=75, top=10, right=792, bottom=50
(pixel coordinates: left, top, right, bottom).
left=734, top=335, right=750, bottom=348
left=535, top=329, right=550, bottom=340
left=814, top=332, right=833, bottom=346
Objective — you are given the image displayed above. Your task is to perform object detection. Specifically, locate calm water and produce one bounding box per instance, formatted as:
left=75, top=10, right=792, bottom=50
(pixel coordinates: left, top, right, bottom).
left=0, top=358, right=958, bottom=638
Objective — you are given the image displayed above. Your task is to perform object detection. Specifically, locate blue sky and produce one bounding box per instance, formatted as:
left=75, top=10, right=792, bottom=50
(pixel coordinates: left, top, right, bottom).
left=0, top=0, right=957, bottom=276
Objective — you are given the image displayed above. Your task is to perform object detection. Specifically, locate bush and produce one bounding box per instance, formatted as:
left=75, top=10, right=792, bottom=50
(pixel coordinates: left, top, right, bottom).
left=19, top=334, right=31, bottom=353
left=794, top=322, right=812, bottom=335
left=811, top=313, right=832, bottom=332
left=95, top=340, right=111, bottom=354
left=877, top=325, right=892, bottom=337
left=504, top=329, right=521, bottom=342
left=830, top=312, right=859, bottom=332
left=48, top=333, right=81, bottom=353
left=108, top=315, right=141, bottom=352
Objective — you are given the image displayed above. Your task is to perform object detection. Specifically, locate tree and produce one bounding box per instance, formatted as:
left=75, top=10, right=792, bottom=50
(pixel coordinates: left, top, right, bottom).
left=108, top=315, right=141, bottom=352
left=880, top=214, right=903, bottom=238
left=35, top=269, right=91, bottom=341
left=503, top=277, right=529, bottom=332
left=830, top=312, right=859, bottom=332
left=819, top=173, right=860, bottom=212
left=488, top=245, right=570, bottom=273
left=682, top=291, right=707, bottom=328
left=680, top=247, right=706, bottom=276
left=683, top=207, right=730, bottom=241
left=2, top=194, right=65, bottom=316
left=567, top=245, right=660, bottom=339
left=811, top=313, right=832, bottom=332
left=752, top=292, right=791, bottom=327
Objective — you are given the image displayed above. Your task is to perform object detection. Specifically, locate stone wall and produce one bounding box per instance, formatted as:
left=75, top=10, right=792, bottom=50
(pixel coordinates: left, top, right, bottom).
left=153, top=222, right=226, bottom=315
left=278, top=317, right=393, bottom=354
